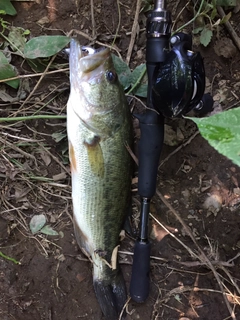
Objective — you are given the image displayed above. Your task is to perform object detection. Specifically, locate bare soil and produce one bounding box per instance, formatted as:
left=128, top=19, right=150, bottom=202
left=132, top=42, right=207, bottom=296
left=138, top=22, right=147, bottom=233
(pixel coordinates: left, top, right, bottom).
left=1, top=1, right=240, bottom=320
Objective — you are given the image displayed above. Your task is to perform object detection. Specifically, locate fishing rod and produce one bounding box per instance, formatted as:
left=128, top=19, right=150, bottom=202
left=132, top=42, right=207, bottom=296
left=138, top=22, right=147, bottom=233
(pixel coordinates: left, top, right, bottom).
left=130, top=0, right=213, bottom=303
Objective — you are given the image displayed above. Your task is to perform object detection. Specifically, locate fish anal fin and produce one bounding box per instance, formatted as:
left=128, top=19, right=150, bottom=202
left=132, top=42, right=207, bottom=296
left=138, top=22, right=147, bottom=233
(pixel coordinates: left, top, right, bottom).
left=73, top=216, right=92, bottom=256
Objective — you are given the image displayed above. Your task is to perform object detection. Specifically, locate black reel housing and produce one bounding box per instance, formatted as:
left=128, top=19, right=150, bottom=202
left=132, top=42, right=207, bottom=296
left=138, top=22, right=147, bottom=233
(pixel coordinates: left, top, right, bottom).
left=152, top=33, right=205, bottom=118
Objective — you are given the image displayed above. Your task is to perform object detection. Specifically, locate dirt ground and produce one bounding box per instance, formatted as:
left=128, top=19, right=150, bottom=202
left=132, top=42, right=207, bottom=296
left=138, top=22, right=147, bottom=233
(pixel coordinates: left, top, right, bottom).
left=1, top=0, right=240, bottom=319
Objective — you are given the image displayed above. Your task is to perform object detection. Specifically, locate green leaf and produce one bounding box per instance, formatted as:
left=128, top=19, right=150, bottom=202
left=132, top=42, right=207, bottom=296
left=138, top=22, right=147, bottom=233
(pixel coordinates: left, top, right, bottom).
left=8, top=26, right=28, bottom=54
left=210, top=7, right=217, bottom=20
left=216, top=0, right=236, bottom=5
left=0, top=50, right=10, bottom=65
left=40, top=225, right=58, bottom=236
left=200, top=27, right=213, bottom=47
left=23, top=29, right=30, bottom=36
left=131, top=64, right=147, bottom=97
left=26, top=58, right=49, bottom=73
left=29, top=214, right=46, bottom=234
left=141, top=0, right=153, bottom=13
left=192, top=27, right=204, bottom=35
left=189, top=108, right=240, bottom=166
left=0, top=52, right=19, bottom=88
left=133, top=84, right=148, bottom=97
left=221, top=11, right=232, bottom=24
left=52, top=131, right=67, bottom=142
left=24, top=35, right=70, bottom=59
left=0, top=0, right=17, bottom=16
left=111, top=54, right=131, bottom=90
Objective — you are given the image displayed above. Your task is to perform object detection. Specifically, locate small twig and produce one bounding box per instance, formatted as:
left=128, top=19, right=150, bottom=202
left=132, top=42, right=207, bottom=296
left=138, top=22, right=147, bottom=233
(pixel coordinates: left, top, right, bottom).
left=90, top=0, right=96, bottom=38
left=0, top=132, right=43, bottom=142
left=118, top=250, right=168, bottom=263
left=220, top=280, right=240, bottom=305
left=159, top=130, right=199, bottom=168
left=217, top=6, right=240, bottom=53
left=67, top=29, right=93, bottom=40
left=119, top=296, right=131, bottom=320
left=111, top=0, right=121, bottom=47
left=1, top=137, right=36, bottom=161
left=150, top=213, right=200, bottom=262
left=227, top=252, right=240, bottom=264
left=0, top=115, right=66, bottom=122
left=125, top=142, right=138, bottom=165
left=173, top=0, right=205, bottom=34
left=220, top=265, right=240, bottom=296
left=175, top=259, right=234, bottom=268
left=172, top=1, right=191, bottom=31
left=47, top=0, right=57, bottom=23
left=0, top=68, right=69, bottom=85
left=3, top=199, right=29, bottom=230
left=126, top=0, right=141, bottom=65
left=159, top=285, right=240, bottom=304
left=16, top=54, right=58, bottom=112
left=127, top=94, right=147, bottom=111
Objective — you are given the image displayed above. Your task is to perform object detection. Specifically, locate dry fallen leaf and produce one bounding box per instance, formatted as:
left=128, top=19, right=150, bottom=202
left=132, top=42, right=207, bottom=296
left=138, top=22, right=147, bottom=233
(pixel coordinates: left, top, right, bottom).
left=52, top=172, right=67, bottom=181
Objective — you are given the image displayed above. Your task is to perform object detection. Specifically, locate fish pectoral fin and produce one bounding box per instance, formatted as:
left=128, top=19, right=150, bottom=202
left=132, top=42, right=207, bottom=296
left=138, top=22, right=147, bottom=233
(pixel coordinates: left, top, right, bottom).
left=69, top=141, right=77, bottom=173
left=84, top=135, right=104, bottom=177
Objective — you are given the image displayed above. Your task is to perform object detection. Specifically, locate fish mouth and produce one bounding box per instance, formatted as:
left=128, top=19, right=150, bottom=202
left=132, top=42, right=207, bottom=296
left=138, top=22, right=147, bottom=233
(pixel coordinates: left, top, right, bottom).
left=81, top=46, right=99, bottom=55
left=69, top=39, right=110, bottom=76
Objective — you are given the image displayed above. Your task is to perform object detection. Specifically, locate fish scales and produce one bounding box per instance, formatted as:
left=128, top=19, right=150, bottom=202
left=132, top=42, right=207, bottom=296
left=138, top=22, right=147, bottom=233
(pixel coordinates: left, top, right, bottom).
left=71, top=119, right=131, bottom=258
left=67, top=39, right=132, bottom=319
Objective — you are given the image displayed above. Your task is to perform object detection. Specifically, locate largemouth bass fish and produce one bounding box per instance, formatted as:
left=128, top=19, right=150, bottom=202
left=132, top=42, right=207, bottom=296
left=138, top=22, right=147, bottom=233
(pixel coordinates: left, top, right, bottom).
left=67, top=39, right=133, bottom=319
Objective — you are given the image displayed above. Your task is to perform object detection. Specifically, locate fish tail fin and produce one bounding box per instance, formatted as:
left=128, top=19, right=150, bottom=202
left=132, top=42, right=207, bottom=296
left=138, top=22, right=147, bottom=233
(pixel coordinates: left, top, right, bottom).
left=93, top=269, right=127, bottom=320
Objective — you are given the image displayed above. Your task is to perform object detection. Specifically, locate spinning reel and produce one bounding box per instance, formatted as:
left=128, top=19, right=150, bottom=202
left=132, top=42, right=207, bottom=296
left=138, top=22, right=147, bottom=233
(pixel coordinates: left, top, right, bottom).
left=152, top=32, right=207, bottom=117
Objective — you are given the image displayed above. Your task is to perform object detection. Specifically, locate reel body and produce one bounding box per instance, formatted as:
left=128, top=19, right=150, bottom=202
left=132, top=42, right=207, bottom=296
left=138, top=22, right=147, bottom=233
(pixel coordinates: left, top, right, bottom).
left=152, top=33, right=206, bottom=118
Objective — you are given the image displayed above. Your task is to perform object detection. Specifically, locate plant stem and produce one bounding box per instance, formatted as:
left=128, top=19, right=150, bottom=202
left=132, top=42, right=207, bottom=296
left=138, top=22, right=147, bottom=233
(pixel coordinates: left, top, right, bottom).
left=0, top=251, right=21, bottom=265
left=0, top=32, right=24, bottom=57
left=173, top=0, right=205, bottom=34
left=0, top=115, right=66, bottom=122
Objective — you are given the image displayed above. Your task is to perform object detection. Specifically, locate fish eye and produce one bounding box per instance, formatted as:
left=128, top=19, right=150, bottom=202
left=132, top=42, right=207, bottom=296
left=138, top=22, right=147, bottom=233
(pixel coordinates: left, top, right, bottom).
left=106, top=70, right=117, bottom=83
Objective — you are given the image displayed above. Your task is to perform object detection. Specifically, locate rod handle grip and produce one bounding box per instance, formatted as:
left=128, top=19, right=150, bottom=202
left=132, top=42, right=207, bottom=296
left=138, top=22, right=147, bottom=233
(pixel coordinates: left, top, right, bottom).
left=130, top=240, right=151, bottom=303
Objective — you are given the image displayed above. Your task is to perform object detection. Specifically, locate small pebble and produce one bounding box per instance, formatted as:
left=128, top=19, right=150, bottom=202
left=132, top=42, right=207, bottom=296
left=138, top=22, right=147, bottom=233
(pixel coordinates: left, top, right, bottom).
left=203, top=193, right=222, bottom=215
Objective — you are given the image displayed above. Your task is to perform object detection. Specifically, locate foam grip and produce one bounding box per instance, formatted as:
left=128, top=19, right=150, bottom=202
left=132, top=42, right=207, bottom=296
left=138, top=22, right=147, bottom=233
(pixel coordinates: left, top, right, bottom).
left=136, top=112, right=164, bottom=198
left=130, top=240, right=151, bottom=303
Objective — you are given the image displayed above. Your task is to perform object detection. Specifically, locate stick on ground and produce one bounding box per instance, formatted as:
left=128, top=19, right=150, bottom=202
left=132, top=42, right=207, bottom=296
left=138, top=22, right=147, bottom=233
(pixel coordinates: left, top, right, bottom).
left=217, top=6, right=240, bottom=53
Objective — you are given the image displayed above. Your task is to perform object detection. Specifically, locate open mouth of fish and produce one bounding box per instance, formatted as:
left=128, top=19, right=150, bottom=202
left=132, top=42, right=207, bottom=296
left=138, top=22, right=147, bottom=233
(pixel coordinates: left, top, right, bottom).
left=81, top=46, right=102, bottom=55
left=69, top=39, right=110, bottom=74
left=65, top=44, right=107, bottom=56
